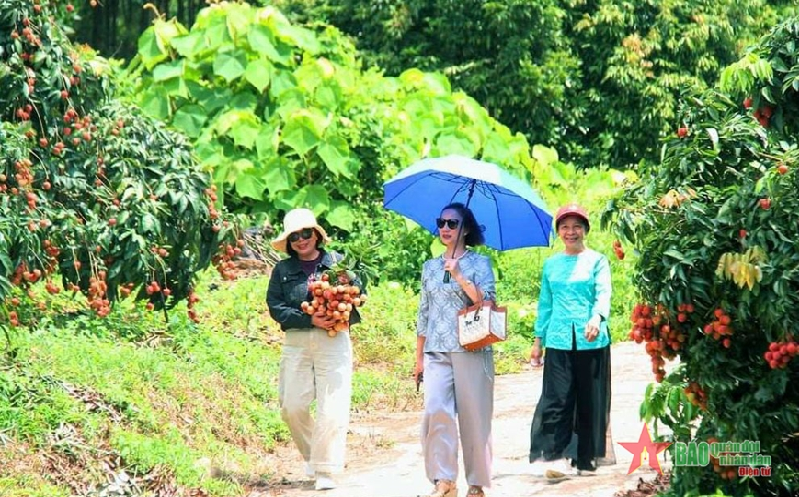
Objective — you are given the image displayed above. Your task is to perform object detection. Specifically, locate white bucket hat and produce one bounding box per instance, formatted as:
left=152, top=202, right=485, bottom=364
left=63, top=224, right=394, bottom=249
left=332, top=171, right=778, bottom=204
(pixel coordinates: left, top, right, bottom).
left=271, top=208, right=330, bottom=253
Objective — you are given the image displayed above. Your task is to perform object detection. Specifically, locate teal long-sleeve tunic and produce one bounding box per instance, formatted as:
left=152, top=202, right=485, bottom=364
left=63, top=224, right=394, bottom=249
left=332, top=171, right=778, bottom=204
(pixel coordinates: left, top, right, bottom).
left=534, top=249, right=611, bottom=351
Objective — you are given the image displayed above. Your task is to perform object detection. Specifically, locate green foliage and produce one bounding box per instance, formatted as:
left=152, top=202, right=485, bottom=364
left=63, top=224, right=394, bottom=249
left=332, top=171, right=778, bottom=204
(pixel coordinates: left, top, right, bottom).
left=126, top=3, right=539, bottom=263
left=0, top=0, right=235, bottom=327
left=560, top=0, right=776, bottom=169
left=273, top=0, right=783, bottom=170
left=0, top=478, right=70, bottom=497
left=603, top=16, right=799, bottom=495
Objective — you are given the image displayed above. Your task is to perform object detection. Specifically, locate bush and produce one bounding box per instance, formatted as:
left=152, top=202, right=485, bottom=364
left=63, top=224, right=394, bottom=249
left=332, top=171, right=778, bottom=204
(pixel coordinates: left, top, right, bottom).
left=604, top=17, right=799, bottom=495
left=0, top=0, right=236, bottom=330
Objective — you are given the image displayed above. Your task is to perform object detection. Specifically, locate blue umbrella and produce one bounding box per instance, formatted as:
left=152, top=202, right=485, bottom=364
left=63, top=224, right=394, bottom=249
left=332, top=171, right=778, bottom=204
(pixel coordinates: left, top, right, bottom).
left=383, top=155, right=553, bottom=251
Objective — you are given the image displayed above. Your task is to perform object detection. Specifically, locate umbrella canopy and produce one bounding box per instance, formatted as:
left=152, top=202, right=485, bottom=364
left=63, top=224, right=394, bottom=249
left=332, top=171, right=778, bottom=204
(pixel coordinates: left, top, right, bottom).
left=383, top=155, right=553, bottom=250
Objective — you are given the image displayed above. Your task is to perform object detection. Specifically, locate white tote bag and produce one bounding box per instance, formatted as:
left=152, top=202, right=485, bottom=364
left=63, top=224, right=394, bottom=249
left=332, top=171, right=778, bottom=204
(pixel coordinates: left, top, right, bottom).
left=457, top=301, right=508, bottom=351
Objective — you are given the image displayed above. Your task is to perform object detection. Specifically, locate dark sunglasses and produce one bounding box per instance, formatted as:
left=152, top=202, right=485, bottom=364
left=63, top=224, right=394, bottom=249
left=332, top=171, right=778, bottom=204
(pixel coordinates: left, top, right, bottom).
left=288, top=228, right=314, bottom=243
left=436, top=218, right=461, bottom=230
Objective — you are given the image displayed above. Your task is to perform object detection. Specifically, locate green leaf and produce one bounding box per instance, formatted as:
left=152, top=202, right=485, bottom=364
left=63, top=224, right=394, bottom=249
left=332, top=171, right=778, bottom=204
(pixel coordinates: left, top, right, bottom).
left=326, top=202, right=357, bottom=230
left=482, top=133, right=511, bottom=164
left=229, top=119, right=260, bottom=149
left=244, top=58, right=272, bottom=93
left=269, top=69, right=297, bottom=99
left=235, top=173, right=267, bottom=200
left=141, top=213, right=159, bottom=234
left=137, top=28, right=168, bottom=70
left=275, top=184, right=330, bottom=213
left=532, top=145, right=559, bottom=167
left=228, top=91, right=258, bottom=112
left=276, top=88, right=307, bottom=118
left=315, top=84, right=340, bottom=110
left=256, top=125, right=280, bottom=160
left=668, top=388, right=681, bottom=416
left=225, top=3, right=251, bottom=40
left=213, top=49, right=247, bottom=82
left=263, top=158, right=295, bottom=194
left=277, top=25, right=321, bottom=55
left=153, top=60, right=185, bottom=82
left=172, top=105, right=208, bottom=138
left=664, top=249, right=692, bottom=264
left=189, top=85, right=233, bottom=114
left=140, top=87, right=171, bottom=120
left=282, top=109, right=327, bottom=156
left=171, top=31, right=205, bottom=58
left=204, top=18, right=232, bottom=51
left=247, top=25, right=292, bottom=65
left=161, top=77, right=189, bottom=99
left=433, top=130, right=477, bottom=157
left=705, top=128, right=719, bottom=150
left=317, top=136, right=352, bottom=177
left=215, top=109, right=260, bottom=137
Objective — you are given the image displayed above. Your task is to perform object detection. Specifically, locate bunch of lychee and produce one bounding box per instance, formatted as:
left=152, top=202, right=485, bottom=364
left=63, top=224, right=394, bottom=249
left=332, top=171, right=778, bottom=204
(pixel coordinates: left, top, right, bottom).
left=301, top=271, right=365, bottom=336
left=630, top=302, right=689, bottom=383
left=612, top=240, right=625, bottom=260
left=702, top=308, right=733, bottom=348
left=764, top=337, right=797, bottom=370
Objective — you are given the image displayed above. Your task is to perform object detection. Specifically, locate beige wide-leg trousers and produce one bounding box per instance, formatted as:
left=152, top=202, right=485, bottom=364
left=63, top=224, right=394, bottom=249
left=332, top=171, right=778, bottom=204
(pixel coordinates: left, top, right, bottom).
left=278, top=328, right=352, bottom=475
left=421, top=349, right=495, bottom=488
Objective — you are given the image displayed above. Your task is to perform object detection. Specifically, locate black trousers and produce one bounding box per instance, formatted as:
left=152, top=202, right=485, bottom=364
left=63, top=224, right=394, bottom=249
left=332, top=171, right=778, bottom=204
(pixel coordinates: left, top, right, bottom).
left=529, top=340, right=612, bottom=468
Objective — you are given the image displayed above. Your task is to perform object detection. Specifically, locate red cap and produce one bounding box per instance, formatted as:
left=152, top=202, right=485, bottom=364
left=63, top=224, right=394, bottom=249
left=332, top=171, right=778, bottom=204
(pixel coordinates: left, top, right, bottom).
left=555, top=204, right=590, bottom=230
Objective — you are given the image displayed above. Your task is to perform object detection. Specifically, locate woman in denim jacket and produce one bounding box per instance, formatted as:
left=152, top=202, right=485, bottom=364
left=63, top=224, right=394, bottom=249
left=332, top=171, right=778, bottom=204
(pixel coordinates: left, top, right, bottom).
left=267, top=208, right=363, bottom=492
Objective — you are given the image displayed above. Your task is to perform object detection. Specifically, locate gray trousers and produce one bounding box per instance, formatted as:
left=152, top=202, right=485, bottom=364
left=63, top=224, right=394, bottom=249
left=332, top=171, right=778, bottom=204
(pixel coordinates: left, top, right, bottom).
left=421, top=350, right=494, bottom=487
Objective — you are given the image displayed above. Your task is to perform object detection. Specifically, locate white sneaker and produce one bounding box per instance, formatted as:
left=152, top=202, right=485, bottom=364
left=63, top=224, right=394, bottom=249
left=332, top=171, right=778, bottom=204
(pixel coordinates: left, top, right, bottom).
left=315, top=473, right=337, bottom=490
left=545, top=459, right=576, bottom=482
left=304, top=462, right=314, bottom=478
left=530, top=459, right=550, bottom=477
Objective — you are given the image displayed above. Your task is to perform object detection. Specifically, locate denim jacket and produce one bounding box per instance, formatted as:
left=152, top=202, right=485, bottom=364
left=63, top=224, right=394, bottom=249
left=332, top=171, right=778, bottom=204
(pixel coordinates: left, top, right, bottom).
left=266, top=250, right=364, bottom=331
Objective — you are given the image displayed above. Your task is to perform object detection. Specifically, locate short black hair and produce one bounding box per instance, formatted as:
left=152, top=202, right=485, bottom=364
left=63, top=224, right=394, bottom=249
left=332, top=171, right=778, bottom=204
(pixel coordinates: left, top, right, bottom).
left=441, top=202, right=485, bottom=246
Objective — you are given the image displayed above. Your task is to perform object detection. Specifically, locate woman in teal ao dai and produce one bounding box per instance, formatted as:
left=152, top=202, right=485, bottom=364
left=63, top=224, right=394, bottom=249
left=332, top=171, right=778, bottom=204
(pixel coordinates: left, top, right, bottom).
left=529, top=204, right=615, bottom=480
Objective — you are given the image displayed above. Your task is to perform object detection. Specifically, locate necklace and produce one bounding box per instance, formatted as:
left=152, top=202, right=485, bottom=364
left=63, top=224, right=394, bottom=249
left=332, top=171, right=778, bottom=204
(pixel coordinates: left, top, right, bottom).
left=443, top=248, right=469, bottom=261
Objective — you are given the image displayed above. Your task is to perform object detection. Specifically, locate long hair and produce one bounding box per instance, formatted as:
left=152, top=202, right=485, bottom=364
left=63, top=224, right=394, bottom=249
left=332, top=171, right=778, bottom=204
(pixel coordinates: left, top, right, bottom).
left=441, top=202, right=485, bottom=247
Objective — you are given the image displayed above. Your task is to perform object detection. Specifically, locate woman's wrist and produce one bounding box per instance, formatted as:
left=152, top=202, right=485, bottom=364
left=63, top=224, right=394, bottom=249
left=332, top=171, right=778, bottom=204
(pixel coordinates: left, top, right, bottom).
left=455, top=275, right=472, bottom=288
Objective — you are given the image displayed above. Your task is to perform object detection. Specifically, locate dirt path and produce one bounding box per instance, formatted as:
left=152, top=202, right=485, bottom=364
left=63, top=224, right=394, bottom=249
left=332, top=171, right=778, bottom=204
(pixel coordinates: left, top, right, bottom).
left=265, top=342, right=671, bottom=497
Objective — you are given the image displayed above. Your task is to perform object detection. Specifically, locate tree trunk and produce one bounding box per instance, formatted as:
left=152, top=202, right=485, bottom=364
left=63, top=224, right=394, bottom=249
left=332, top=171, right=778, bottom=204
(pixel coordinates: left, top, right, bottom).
left=92, top=2, right=101, bottom=51
left=110, top=0, right=118, bottom=54
left=177, top=0, right=185, bottom=25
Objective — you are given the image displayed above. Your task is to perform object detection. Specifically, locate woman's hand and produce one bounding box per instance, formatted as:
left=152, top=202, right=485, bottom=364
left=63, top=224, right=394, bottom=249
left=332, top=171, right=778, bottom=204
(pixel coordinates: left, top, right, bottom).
left=311, top=311, right=336, bottom=331
left=443, top=258, right=462, bottom=280
left=530, top=339, right=543, bottom=367
left=585, top=316, right=601, bottom=342
left=414, top=355, right=424, bottom=383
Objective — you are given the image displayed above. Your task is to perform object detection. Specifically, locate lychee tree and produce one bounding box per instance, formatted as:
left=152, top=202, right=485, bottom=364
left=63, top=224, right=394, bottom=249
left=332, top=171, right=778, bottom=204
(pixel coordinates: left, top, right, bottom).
left=603, top=17, right=799, bottom=496
left=0, top=0, right=237, bottom=331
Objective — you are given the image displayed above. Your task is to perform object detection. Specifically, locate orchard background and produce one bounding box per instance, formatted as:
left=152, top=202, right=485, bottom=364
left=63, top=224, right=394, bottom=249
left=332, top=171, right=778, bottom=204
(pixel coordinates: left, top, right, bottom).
left=1, top=0, right=798, bottom=495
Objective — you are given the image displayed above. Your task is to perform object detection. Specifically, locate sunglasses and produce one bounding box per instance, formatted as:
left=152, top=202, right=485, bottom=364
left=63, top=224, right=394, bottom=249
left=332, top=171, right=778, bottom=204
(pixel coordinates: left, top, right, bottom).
left=288, top=228, right=314, bottom=243
left=436, top=218, right=461, bottom=230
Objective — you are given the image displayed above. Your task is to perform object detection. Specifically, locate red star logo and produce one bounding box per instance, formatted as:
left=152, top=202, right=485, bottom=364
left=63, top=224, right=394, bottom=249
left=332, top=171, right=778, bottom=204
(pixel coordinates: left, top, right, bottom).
left=619, top=423, right=672, bottom=474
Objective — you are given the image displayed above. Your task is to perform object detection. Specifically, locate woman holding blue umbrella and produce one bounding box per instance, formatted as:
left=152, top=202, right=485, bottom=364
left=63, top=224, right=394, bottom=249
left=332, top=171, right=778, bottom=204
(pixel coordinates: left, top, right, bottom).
left=415, top=202, right=497, bottom=497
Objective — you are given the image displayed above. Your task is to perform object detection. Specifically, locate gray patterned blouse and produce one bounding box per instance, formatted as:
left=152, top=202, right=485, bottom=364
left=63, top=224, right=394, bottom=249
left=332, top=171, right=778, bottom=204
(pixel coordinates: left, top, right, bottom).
left=416, top=251, right=497, bottom=353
